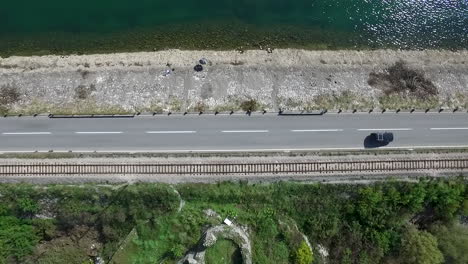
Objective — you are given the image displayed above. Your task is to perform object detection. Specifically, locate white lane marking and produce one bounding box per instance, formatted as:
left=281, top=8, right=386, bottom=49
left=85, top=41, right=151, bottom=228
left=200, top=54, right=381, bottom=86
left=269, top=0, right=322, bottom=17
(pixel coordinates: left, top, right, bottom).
left=2, top=132, right=51, bottom=135
left=430, top=127, right=468, bottom=130
left=75, top=131, right=123, bottom=134
left=222, top=130, right=269, bottom=133
left=146, top=131, right=196, bottom=134
left=357, top=128, right=412, bottom=131
left=292, top=129, right=343, bottom=132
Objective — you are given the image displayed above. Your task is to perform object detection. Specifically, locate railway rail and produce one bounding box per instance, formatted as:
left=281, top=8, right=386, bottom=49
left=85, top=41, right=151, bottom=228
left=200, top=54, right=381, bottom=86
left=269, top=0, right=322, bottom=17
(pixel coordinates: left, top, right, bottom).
left=0, top=159, right=467, bottom=176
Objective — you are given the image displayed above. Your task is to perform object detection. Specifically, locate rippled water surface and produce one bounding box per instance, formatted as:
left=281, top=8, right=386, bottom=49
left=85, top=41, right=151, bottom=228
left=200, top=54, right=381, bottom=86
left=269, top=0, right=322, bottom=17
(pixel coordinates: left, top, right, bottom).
left=1, top=0, right=467, bottom=54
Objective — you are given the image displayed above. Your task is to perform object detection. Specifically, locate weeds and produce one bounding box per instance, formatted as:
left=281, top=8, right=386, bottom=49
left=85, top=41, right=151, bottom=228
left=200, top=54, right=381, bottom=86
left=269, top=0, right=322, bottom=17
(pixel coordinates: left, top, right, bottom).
left=378, top=94, right=439, bottom=110
left=212, top=100, right=242, bottom=112
left=9, top=98, right=131, bottom=115
left=192, top=101, right=206, bottom=112
left=148, top=99, right=164, bottom=113
left=304, top=91, right=374, bottom=111
left=168, top=97, right=183, bottom=112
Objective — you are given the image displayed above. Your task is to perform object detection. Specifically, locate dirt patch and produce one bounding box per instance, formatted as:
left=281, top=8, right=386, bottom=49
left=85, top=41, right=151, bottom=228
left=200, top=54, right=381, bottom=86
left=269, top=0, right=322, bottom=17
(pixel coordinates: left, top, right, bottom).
left=75, top=84, right=96, bottom=100
left=0, top=83, right=21, bottom=105
left=368, top=60, right=438, bottom=98
left=28, top=225, right=102, bottom=263
left=200, top=83, right=214, bottom=100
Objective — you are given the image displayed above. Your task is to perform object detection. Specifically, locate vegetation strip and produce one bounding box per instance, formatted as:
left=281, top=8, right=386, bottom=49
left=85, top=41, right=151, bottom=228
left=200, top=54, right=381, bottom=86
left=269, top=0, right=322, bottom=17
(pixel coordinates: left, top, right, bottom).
left=0, top=180, right=467, bottom=263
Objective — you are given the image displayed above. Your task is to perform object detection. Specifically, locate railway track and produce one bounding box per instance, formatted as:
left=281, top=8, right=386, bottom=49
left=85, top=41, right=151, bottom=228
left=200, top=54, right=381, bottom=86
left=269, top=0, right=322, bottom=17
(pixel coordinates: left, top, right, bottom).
left=0, top=159, right=467, bottom=176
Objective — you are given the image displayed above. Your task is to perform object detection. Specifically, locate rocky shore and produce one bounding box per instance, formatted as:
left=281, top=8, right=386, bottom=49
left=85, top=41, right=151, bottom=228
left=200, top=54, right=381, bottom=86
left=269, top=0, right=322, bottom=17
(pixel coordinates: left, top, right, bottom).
left=0, top=49, right=467, bottom=114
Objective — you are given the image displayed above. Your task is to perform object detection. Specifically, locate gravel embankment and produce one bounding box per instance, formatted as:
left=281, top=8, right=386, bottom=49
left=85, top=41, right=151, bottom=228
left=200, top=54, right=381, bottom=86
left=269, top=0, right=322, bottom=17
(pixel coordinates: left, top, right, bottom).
left=1, top=49, right=467, bottom=112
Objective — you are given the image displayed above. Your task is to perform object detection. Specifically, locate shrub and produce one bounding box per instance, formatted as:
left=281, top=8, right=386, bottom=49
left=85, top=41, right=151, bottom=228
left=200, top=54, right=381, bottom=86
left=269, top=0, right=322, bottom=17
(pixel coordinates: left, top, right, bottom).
left=240, top=99, right=258, bottom=111
left=170, top=244, right=185, bottom=258
left=292, top=240, right=313, bottom=264
left=368, top=60, right=438, bottom=98
left=17, top=198, right=39, bottom=219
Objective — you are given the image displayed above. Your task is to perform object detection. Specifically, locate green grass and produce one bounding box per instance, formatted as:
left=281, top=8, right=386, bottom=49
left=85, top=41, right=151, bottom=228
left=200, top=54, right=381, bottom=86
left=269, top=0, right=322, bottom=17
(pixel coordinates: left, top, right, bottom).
left=113, top=200, right=296, bottom=264
left=109, top=228, right=139, bottom=264
left=123, top=205, right=219, bottom=263
left=205, top=239, right=243, bottom=264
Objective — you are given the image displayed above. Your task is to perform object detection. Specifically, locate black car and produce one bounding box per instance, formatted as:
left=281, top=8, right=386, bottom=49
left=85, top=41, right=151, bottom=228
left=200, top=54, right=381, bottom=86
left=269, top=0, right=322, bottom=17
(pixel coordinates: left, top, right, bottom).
left=371, top=132, right=394, bottom=143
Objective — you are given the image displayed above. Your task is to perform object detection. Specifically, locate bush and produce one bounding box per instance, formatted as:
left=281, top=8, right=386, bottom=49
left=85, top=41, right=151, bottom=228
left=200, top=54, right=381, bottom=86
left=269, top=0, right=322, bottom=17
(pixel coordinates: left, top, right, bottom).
left=17, top=198, right=39, bottom=219
left=240, top=99, right=258, bottom=111
left=368, top=60, right=438, bottom=99
left=292, top=241, right=313, bottom=264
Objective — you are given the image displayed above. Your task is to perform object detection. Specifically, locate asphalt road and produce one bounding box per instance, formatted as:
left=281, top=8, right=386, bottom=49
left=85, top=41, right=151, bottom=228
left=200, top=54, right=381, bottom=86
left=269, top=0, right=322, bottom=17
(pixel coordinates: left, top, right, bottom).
left=0, top=113, right=467, bottom=152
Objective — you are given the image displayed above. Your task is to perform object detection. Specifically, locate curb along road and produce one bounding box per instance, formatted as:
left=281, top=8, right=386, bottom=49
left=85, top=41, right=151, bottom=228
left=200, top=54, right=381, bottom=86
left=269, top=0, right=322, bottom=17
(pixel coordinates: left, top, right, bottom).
left=0, top=108, right=467, bottom=118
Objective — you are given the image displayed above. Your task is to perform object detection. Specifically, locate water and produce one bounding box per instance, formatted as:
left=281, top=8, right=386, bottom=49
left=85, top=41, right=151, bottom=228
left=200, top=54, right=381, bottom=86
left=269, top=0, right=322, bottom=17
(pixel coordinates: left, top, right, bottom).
left=1, top=0, right=467, bottom=55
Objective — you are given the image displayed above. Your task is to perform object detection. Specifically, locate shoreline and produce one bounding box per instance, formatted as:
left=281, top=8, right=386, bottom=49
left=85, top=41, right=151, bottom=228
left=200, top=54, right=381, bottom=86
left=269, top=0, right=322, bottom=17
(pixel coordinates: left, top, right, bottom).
left=0, top=23, right=363, bottom=58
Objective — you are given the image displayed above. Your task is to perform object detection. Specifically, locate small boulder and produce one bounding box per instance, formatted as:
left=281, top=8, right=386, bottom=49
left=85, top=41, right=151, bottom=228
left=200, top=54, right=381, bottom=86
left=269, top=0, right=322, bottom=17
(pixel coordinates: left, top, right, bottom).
left=194, top=64, right=203, bottom=72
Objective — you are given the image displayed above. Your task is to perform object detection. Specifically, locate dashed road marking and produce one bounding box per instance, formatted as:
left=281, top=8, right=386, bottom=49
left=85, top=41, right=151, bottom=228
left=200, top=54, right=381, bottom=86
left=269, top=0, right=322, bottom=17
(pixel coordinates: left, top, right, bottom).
left=357, top=128, right=412, bottom=131
left=2, top=132, right=51, bottom=135
left=430, top=127, right=468, bottom=130
left=75, top=131, right=123, bottom=134
left=146, top=131, right=196, bottom=134
left=291, top=129, right=343, bottom=132
left=222, top=130, right=269, bottom=133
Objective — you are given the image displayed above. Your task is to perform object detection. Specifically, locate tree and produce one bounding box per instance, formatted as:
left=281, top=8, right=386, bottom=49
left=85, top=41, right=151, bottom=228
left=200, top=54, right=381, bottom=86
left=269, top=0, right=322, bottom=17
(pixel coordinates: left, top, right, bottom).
left=293, top=240, right=313, bottom=264
left=426, top=181, right=465, bottom=221
left=399, top=225, right=443, bottom=264
left=431, top=224, right=468, bottom=264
